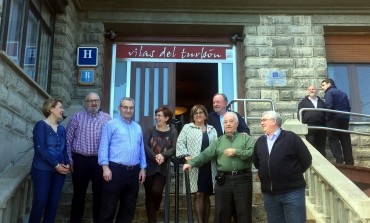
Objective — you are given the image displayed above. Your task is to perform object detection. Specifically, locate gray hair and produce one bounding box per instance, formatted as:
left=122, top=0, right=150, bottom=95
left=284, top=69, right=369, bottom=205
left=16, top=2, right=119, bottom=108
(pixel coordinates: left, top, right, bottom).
left=85, top=92, right=100, bottom=102
left=120, top=97, right=135, bottom=105
left=224, top=112, right=239, bottom=123
left=262, top=111, right=282, bottom=127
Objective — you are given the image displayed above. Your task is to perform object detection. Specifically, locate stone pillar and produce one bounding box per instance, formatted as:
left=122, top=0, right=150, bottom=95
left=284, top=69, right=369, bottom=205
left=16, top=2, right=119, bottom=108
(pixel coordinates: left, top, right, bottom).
left=281, top=118, right=308, bottom=138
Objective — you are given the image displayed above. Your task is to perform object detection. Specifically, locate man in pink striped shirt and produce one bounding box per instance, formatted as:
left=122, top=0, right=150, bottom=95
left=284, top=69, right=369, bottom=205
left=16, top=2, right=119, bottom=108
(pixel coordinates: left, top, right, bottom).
left=66, top=92, right=111, bottom=223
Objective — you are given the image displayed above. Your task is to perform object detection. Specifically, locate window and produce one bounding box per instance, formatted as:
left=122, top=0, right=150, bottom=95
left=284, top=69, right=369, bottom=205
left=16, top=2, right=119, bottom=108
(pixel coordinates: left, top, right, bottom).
left=1, top=0, right=54, bottom=91
left=327, top=64, right=370, bottom=122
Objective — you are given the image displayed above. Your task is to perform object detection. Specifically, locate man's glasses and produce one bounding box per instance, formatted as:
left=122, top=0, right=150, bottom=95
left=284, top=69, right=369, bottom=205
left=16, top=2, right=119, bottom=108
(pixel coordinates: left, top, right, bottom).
left=86, top=99, right=100, bottom=103
left=120, top=106, right=134, bottom=110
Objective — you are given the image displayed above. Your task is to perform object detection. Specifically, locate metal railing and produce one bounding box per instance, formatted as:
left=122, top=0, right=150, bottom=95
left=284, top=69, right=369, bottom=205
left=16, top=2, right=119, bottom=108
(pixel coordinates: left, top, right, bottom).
left=164, top=157, right=193, bottom=223
left=228, top=98, right=275, bottom=122
left=298, top=108, right=370, bottom=136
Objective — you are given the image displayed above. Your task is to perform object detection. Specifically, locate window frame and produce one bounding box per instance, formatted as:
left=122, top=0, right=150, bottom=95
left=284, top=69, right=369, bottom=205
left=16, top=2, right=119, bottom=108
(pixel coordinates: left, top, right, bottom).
left=0, top=0, right=55, bottom=92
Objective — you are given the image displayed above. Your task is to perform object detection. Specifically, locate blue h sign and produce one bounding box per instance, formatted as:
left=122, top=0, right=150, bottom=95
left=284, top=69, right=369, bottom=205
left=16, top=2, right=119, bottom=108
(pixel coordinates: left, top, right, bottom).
left=77, top=47, right=98, bottom=66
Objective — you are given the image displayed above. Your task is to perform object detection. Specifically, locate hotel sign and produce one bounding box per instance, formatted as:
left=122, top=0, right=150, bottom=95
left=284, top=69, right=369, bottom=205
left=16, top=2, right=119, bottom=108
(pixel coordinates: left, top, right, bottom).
left=116, top=44, right=233, bottom=60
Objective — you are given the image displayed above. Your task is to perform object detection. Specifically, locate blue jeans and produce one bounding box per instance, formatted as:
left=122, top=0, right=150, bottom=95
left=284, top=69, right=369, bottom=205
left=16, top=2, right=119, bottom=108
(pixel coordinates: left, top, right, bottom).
left=263, top=188, right=306, bottom=223
left=29, top=168, right=66, bottom=223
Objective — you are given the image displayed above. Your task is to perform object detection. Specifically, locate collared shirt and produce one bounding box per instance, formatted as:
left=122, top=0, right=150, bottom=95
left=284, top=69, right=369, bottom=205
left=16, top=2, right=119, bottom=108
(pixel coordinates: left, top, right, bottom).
left=66, top=110, right=110, bottom=163
left=98, top=116, right=147, bottom=169
left=218, top=113, right=225, bottom=134
left=308, top=97, right=318, bottom=108
left=265, top=128, right=281, bottom=154
left=189, top=132, right=254, bottom=171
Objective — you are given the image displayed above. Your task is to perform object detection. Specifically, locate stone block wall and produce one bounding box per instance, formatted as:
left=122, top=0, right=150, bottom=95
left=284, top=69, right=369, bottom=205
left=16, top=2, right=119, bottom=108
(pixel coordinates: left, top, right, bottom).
left=244, top=15, right=327, bottom=134
left=0, top=53, right=48, bottom=173
left=51, top=0, right=106, bottom=111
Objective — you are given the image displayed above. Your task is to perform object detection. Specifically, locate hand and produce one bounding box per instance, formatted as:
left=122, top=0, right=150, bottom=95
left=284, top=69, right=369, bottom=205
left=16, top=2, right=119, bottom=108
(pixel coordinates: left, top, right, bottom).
left=55, top=163, right=70, bottom=175
left=139, top=169, right=146, bottom=184
left=155, top=154, right=165, bottom=165
left=102, top=165, right=112, bottom=182
left=183, top=164, right=192, bottom=171
left=224, top=148, right=236, bottom=157
left=184, top=156, right=192, bottom=162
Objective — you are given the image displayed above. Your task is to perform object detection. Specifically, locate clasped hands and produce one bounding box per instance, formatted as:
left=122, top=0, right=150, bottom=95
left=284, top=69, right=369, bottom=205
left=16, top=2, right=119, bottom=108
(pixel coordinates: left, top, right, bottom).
left=55, top=163, right=70, bottom=174
left=155, top=154, right=165, bottom=165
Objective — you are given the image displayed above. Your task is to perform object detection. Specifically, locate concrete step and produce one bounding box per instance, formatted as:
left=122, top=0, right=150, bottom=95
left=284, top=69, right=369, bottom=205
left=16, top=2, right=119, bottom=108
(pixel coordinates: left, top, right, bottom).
left=56, top=169, right=267, bottom=222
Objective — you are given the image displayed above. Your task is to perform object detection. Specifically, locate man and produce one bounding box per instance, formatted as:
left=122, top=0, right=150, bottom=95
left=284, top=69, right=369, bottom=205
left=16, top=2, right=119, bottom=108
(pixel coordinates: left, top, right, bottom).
left=183, top=112, right=254, bottom=223
left=98, top=97, right=147, bottom=223
left=321, top=79, right=354, bottom=165
left=297, top=85, right=327, bottom=156
left=208, top=93, right=250, bottom=137
left=253, top=111, right=312, bottom=223
left=66, top=92, right=111, bottom=223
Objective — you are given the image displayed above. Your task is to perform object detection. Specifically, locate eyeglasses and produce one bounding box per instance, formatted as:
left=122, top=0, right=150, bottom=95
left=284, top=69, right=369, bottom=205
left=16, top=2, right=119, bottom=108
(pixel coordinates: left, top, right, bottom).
left=86, top=99, right=100, bottom=103
left=261, top=118, right=274, bottom=122
left=120, top=106, right=134, bottom=110
left=155, top=114, right=164, bottom=117
left=194, top=111, right=204, bottom=116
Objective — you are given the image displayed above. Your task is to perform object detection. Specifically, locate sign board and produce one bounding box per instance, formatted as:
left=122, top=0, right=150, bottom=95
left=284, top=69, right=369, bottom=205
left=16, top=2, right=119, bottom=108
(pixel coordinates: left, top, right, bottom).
left=24, top=46, right=37, bottom=65
left=265, top=70, right=287, bottom=87
left=78, top=68, right=96, bottom=85
left=77, top=47, right=98, bottom=66
left=116, top=44, right=233, bottom=60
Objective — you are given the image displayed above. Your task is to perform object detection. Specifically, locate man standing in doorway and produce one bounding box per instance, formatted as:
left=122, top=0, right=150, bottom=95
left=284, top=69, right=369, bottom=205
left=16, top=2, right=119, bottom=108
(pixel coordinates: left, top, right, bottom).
left=67, top=92, right=111, bottom=223
left=208, top=93, right=250, bottom=136
left=98, top=97, right=147, bottom=223
left=183, top=112, right=254, bottom=223
left=254, top=111, right=312, bottom=223
left=298, top=85, right=327, bottom=157
left=321, top=79, right=354, bottom=165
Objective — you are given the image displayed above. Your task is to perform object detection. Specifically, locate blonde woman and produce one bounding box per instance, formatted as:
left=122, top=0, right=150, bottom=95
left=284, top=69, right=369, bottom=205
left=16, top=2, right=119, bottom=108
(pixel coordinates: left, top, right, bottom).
left=176, top=105, right=218, bottom=223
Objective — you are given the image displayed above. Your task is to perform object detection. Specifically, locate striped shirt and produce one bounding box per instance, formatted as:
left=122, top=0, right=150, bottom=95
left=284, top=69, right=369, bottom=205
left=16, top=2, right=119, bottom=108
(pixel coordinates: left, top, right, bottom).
left=66, top=110, right=111, bottom=164
left=98, top=116, right=147, bottom=169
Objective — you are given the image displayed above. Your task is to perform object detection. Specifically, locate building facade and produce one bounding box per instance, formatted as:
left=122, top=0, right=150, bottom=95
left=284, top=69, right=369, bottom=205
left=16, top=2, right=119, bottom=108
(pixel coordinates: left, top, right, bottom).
left=1, top=0, right=370, bottom=175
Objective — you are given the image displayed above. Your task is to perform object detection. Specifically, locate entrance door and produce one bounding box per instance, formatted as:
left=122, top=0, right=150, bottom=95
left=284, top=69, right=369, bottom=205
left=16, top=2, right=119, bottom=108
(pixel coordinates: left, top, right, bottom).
left=130, top=62, right=176, bottom=128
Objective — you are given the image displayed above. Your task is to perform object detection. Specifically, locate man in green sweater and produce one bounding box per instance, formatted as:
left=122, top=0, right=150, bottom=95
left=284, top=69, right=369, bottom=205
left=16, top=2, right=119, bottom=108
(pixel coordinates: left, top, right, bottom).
left=183, top=112, right=254, bottom=223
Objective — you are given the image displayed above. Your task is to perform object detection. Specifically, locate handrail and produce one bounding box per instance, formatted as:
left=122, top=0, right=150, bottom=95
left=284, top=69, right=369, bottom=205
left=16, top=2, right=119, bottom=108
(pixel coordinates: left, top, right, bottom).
left=173, top=156, right=194, bottom=223
left=184, top=170, right=194, bottom=223
left=298, top=108, right=370, bottom=136
left=228, top=99, right=276, bottom=121
left=164, top=159, right=171, bottom=223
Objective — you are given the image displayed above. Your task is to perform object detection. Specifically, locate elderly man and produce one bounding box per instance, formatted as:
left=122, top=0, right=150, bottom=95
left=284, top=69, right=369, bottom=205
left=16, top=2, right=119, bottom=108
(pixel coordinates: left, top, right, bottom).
left=66, top=92, right=111, bottom=223
left=298, top=85, right=327, bottom=156
left=183, top=112, right=254, bottom=223
left=98, top=97, right=147, bottom=223
left=208, top=93, right=250, bottom=136
left=254, top=111, right=312, bottom=223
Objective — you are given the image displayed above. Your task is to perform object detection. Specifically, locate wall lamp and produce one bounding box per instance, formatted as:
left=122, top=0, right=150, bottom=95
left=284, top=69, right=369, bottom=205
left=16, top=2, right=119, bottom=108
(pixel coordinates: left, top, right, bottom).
left=105, top=30, right=117, bottom=40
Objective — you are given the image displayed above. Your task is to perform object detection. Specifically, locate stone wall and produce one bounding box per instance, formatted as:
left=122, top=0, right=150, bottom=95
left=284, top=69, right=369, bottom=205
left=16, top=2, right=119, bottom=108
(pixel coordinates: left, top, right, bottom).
left=0, top=53, right=48, bottom=173
left=244, top=15, right=327, bottom=133
left=51, top=0, right=106, bottom=112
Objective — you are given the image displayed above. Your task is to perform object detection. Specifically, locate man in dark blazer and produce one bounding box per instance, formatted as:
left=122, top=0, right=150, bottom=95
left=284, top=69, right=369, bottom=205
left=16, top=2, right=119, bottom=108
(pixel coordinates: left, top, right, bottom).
left=207, top=93, right=250, bottom=137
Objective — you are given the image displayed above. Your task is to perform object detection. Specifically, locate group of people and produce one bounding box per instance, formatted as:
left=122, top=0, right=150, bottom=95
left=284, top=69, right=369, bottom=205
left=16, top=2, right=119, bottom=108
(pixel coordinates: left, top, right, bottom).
left=298, top=78, right=354, bottom=165
left=29, top=89, right=324, bottom=223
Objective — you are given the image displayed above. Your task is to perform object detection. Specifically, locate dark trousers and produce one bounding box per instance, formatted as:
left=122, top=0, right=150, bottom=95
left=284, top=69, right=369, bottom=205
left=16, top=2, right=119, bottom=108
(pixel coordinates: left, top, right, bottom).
left=144, top=173, right=166, bottom=223
left=70, top=153, right=103, bottom=223
left=306, top=128, right=327, bottom=157
left=214, top=172, right=252, bottom=223
left=99, top=162, right=140, bottom=223
left=326, top=118, right=354, bottom=165
left=29, top=168, right=66, bottom=223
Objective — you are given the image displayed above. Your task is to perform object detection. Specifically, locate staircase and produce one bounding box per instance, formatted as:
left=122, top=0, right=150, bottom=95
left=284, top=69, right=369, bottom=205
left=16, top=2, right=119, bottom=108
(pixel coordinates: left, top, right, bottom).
left=55, top=166, right=268, bottom=223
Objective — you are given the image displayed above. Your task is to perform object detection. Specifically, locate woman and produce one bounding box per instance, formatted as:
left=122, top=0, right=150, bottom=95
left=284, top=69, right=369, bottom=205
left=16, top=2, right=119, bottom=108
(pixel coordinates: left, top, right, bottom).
left=144, top=106, right=178, bottom=223
left=29, top=98, right=70, bottom=223
left=176, top=105, right=218, bottom=223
